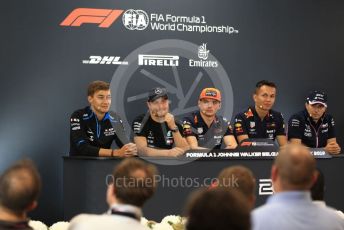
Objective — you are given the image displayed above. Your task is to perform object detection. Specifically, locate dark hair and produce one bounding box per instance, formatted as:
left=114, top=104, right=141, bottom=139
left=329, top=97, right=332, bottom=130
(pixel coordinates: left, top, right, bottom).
left=87, top=81, right=110, bottom=96
left=112, top=158, right=158, bottom=207
left=217, top=165, right=256, bottom=199
left=186, top=188, right=251, bottom=230
left=311, top=169, right=325, bottom=201
left=0, top=159, right=41, bottom=214
left=255, top=80, right=276, bottom=94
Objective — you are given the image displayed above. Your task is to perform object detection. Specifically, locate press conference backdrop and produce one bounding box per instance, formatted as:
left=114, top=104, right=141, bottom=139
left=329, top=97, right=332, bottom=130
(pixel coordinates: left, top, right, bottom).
left=1, top=0, right=344, bottom=224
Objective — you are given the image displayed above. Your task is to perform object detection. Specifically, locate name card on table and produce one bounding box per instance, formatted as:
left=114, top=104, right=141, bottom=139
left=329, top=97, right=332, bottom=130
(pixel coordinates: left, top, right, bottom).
left=184, top=139, right=332, bottom=159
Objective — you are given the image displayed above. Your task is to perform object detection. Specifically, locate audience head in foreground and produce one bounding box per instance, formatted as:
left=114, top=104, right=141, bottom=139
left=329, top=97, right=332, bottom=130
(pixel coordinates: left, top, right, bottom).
left=186, top=188, right=251, bottom=230
left=69, top=158, right=158, bottom=230
left=217, top=165, right=256, bottom=209
left=0, top=159, right=41, bottom=230
left=252, top=143, right=344, bottom=230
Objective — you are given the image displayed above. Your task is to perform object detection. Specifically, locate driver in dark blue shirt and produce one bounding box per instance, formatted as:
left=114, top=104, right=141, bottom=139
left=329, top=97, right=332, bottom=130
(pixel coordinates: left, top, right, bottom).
left=288, top=91, right=341, bottom=154
left=70, top=81, right=137, bottom=157
left=233, top=80, right=287, bottom=146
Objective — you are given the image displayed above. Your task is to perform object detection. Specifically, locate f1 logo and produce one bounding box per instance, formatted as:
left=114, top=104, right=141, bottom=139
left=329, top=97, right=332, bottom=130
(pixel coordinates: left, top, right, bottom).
left=60, top=8, right=123, bottom=28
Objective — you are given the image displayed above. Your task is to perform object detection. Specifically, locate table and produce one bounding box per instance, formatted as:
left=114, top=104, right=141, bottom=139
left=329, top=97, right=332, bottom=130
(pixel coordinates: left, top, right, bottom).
left=63, top=152, right=344, bottom=221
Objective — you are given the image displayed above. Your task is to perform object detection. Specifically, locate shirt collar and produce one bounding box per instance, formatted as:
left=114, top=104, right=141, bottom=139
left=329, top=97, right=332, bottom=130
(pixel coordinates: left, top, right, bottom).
left=303, top=109, right=324, bottom=125
left=107, top=203, right=143, bottom=220
left=267, top=191, right=312, bottom=204
left=87, top=106, right=111, bottom=121
left=196, top=111, right=219, bottom=126
left=250, top=106, right=271, bottom=120
left=103, top=112, right=111, bottom=121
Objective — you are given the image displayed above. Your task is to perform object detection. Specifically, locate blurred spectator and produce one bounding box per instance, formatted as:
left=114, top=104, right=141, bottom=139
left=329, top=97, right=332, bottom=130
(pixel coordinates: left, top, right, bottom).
left=0, top=160, right=41, bottom=230
left=217, top=165, right=256, bottom=209
left=185, top=188, right=250, bottom=230
left=311, top=169, right=344, bottom=219
left=252, top=144, right=344, bottom=230
left=69, top=158, right=158, bottom=230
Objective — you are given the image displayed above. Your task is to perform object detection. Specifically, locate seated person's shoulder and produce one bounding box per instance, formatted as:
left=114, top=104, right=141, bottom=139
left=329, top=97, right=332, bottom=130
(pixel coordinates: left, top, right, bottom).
left=70, top=109, right=84, bottom=118
left=132, top=114, right=147, bottom=135
left=133, top=114, right=146, bottom=123
left=235, top=110, right=245, bottom=117
left=219, top=115, right=230, bottom=123
left=234, top=109, right=250, bottom=120
left=183, top=112, right=197, bottom=125
left=270, top=109, right=284, bottom=119
left=108, top=111, right=122, bottom=120
left=289, top=110, right=306, bottom=122
left=70, top=107, right=90, bottom=120
left=324, top=113, right=334, bottom=121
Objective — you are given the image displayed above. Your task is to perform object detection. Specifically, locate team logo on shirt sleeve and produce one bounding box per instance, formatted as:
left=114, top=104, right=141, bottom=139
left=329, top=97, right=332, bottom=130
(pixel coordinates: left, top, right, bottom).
left=291, top=119, right=300, bottom=127
left=70, top=118, right=81, bottom=130
left=133, top=121, right=142, bottom=134
left=244, top=109, right=254, bottom=118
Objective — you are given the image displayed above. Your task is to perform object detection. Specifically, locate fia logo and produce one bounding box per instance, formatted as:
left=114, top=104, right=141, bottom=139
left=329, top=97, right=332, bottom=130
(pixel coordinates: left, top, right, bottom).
left=258, top=179, right=273, bottom=195
left=122, top=9, right=149, bottom=30
left=198, top=43, right=209, bottom=60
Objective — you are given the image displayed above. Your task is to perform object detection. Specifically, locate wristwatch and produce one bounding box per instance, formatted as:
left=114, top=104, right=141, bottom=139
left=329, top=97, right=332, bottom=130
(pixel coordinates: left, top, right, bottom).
left=171, top=126, right=179, bottom=133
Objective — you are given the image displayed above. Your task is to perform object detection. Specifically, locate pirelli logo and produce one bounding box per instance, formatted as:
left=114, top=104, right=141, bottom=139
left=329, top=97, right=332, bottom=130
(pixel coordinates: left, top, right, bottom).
left=138, top=54, right=179, bottom=66
left=60, top=8, right=124, bottom=28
